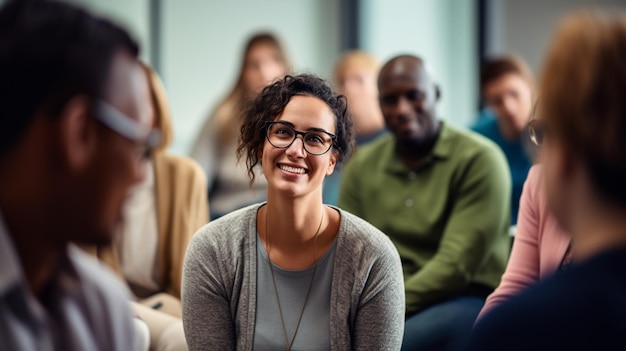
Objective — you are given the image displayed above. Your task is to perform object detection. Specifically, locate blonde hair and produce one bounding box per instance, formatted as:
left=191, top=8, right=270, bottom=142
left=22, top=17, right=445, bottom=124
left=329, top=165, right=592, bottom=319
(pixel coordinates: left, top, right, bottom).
left=333, top=50, right=379, bottom=89
left=142, top=62, right=173, bottom=152
left=541, top=10, right=626, bottom=205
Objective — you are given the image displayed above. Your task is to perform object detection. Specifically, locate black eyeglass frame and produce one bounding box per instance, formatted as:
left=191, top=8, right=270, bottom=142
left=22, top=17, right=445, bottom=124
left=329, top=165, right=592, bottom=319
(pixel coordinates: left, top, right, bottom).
left=264, top=121, right=337, bottom=156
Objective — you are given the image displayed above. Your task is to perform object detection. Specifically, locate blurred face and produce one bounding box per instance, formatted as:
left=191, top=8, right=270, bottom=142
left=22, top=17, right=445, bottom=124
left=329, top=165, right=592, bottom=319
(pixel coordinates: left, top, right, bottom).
left=483, top=73, right=533, bottom=140
left=378, top=59, right=439, bottom=145
left=338, top=61, right=381, bottom=132
left=79, top=52, right=154, bottom=244
left=261, top=95, right=337, bottom=199
left=339, top=62, right=379, bottom=114
left=244, top=43, right=286, bottom=95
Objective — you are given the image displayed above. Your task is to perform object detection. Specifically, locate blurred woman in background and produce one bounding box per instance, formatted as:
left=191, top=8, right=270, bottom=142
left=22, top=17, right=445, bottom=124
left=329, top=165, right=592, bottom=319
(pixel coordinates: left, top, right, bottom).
left=191, top=32, right=290, bottom=219
left=91, top=62, right=208, bottom=351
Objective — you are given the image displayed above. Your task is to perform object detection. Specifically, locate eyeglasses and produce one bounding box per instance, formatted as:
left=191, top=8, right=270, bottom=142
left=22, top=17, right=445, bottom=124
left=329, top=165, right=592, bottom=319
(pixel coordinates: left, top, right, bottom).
left=94, top=100, right=162, bottom=159
left=265, top=121, right=336, bottom=156
left=528, top=118, right=545, bottom=147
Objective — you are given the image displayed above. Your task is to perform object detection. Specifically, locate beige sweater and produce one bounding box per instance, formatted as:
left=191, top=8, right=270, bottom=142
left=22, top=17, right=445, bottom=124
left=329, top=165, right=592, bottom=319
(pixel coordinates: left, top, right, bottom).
left=94, top=152, right=209, bottom=299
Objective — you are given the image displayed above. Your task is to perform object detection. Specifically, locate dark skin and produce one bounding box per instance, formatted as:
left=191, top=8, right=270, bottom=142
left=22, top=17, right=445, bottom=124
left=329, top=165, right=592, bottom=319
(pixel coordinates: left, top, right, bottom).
left=0, top=50, right=151, bottom=299
left=378, top=55, right=441, bottom=169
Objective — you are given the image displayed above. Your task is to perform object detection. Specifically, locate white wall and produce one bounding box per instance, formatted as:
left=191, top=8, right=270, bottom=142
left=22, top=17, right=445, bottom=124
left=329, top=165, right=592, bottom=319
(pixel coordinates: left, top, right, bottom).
left=161, top=0, right=340, bottom=155
left=494, top=0, right=626, bottom=75
left=65, top=0, right=152, bottom=64
left=360, top=0, right=478, bottom=128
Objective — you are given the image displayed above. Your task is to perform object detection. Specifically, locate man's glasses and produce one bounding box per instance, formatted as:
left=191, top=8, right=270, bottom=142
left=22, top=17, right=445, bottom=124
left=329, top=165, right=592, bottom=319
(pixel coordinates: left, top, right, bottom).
left=265, top=121, right=336, bottom=156
left=94, top=100, right=162, bottom=159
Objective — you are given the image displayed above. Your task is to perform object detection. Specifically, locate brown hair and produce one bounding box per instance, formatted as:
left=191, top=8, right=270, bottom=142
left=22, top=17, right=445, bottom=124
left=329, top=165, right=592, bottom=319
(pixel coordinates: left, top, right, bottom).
left=480, top=55, right=534, bottom=93
left=213, top=33, right=290, bottom=144
left=238, top=74, right=354, bottom=186
left=540, top=10, right=626, bottom=206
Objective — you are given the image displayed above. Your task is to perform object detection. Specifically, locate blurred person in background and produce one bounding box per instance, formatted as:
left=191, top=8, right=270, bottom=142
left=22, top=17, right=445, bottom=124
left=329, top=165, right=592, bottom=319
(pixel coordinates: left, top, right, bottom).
left=0, top=0, right=157, bottom=349
left=183, top=74, right=405, bottom=350
left=477, top=163, right=570, bottom=321
left=87, top=62, right=209, bottom=351
left=323, top=50, right=386, bottom=205
left=469, top=10, right=626, bottom=350
left=190, top=32, right=290, bottom=219
left=339, top=55, right=511, bottom=351
left=471, top=56, right=535, bottom=225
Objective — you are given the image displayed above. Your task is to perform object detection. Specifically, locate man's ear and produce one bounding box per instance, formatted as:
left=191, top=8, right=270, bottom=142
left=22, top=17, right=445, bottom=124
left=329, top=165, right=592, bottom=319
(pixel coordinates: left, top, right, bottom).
left=434, top=84, right=441, bottom=103
left=56, top=96, right=97, bottom=173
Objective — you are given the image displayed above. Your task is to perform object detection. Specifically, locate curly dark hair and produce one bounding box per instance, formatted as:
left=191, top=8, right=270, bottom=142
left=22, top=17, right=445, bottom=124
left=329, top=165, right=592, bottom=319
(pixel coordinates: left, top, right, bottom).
left=238, top=74, right=354, bottom=185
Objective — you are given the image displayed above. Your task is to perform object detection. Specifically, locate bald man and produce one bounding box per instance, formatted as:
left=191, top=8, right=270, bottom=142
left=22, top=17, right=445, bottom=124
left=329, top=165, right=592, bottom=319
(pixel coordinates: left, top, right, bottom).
left=339, top=55, right=511, bottom=350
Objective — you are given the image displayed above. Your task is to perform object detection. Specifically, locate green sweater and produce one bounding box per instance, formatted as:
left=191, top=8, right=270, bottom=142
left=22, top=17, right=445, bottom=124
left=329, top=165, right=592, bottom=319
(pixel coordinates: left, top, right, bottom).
left=338, top=122, right=511, bottom=314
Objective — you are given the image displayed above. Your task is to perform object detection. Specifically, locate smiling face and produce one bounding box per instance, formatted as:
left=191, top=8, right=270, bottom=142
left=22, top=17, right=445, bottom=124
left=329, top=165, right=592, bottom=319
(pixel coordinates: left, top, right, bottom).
left=378, top=57, right=440, bottom=146
left=261, top=95, right=337, bottom=199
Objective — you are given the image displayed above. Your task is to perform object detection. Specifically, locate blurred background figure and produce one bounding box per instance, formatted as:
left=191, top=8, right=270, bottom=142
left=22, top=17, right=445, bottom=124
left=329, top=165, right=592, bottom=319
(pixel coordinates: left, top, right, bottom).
left=469, top=10, right=626, bottom=350
left=471, top=56, right=535, bottom=225
left=476, top=164, right=571, bottom=321
left=323, top=50, right=386, bottom=205
left=190, top=32, right=290, bottom=219
left=89, top=62, right=208, bottom=351
left=0, top=0, right=154, bottom=349
left=340, top=55, right=511, bottom=351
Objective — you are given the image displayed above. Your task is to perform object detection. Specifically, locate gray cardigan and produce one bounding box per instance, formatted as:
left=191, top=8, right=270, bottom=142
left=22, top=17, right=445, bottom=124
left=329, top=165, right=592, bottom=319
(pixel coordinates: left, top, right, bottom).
left=182, top=203, right=405, bottom=350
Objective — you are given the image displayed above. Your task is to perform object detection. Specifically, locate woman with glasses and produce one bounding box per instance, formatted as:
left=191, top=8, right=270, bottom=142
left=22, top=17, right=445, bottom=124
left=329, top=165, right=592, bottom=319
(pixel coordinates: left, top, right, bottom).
left=469, top=10, right=626, bottom=350
left=182, top=74, right=405, bottom=350
left=476, top=117, right=570, bottom=320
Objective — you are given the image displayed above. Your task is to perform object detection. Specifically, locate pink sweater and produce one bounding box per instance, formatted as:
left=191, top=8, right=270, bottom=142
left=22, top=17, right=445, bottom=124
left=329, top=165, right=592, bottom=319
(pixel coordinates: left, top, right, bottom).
left=478, top=165, right=571, bottom=319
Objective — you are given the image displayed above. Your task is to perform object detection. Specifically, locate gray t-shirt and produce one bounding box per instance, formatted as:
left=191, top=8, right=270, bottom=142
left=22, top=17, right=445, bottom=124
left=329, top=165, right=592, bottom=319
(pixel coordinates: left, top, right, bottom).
left=182, top=203, right=406, bottom=350
left=253, top=237, right=337, bottom=350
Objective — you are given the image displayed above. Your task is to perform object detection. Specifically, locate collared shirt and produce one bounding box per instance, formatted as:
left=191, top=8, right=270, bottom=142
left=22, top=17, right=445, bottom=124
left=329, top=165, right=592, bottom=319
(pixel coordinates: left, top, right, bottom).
left=0, top=211, right=136, bottom=350
left=339, top=122, right=512, bottom=314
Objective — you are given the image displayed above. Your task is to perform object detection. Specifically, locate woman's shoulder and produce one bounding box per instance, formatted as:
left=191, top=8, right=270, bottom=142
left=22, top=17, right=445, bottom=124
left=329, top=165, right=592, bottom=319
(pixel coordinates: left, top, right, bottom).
left=335, top=207, right=399, bottom=259
left=189, top=203, right=260, bottom=251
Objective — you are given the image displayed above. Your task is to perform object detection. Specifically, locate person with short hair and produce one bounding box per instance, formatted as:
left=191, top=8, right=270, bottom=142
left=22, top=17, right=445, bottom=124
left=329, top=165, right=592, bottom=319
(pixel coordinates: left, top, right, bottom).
left=339, top=55, right=511, bottom=350
left=471, top=55, right=535, bottom=225
left=0, top=0, right=159, bottom=349
left=468, top=10, right=626, bottom=350
left=322, top=50, right=387, bottom=205
left=182, top=74, right=405, bottom=350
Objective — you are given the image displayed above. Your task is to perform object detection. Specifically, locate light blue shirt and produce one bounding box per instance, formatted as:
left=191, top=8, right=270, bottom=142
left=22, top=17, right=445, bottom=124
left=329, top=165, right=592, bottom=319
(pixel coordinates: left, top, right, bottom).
left=0, top=211, right=136, bottom=350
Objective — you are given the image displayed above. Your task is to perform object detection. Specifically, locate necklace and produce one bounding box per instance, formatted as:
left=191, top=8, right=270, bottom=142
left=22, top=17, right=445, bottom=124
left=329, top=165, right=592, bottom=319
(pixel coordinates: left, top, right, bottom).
left=265, top=206, right=325, bottom=351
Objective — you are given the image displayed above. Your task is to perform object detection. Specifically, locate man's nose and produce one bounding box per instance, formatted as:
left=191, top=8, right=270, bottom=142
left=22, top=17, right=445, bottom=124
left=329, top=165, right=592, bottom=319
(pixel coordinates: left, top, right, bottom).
left=396, top=95, right=413, bottom=116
